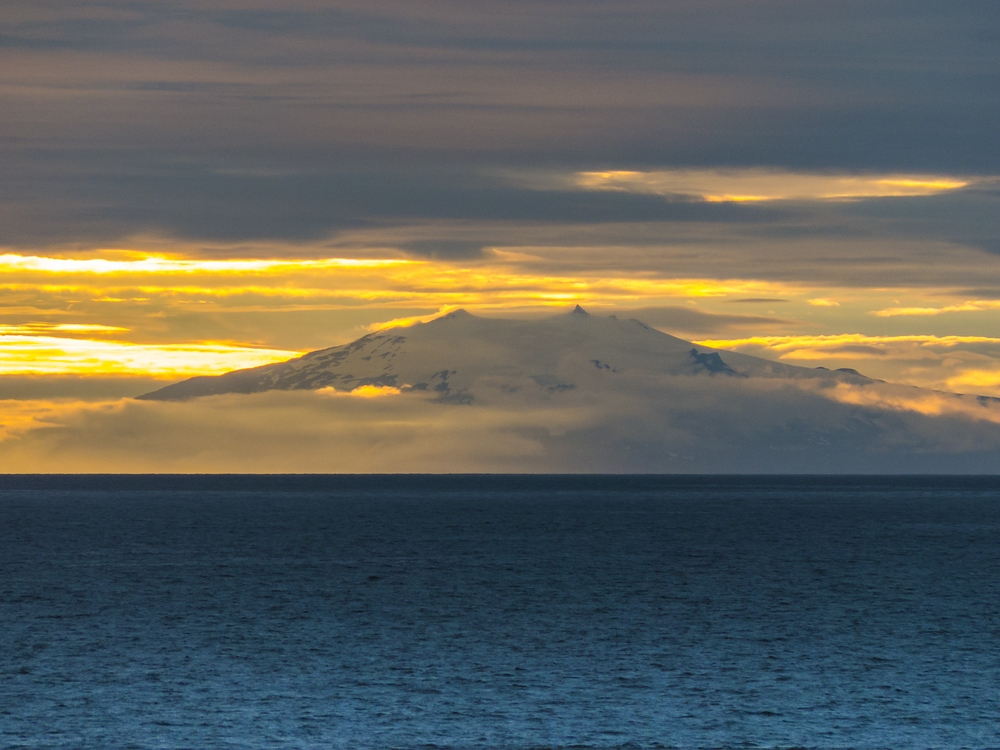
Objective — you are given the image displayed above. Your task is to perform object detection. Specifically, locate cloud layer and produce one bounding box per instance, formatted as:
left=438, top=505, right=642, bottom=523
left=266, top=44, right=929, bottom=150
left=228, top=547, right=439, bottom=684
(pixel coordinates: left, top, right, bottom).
left=5, top=374, right=1000, bottom=473
left=3, top=0, right=1000, bottom=454
left=2, top=1, right=999, bottom=245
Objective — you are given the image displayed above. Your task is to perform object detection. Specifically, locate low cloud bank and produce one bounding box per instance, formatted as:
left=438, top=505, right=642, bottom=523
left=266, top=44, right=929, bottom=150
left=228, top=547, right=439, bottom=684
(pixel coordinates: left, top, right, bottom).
left=4, top=373, right=1000, bottom=473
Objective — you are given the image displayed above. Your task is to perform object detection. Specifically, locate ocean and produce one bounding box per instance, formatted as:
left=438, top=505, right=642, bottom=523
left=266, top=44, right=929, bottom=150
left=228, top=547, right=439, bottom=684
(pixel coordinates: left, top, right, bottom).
left=2, top=475, right=999, bottom=749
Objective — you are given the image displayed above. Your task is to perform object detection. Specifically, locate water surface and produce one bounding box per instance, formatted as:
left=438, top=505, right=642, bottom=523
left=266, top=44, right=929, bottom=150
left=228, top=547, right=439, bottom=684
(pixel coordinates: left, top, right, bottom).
left=2, top=475, right=999, bottom=749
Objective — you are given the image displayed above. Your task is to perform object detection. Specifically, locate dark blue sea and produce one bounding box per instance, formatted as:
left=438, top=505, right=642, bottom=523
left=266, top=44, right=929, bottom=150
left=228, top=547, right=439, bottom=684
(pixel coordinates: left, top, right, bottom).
left=2, top=476, right=1000, bottom=750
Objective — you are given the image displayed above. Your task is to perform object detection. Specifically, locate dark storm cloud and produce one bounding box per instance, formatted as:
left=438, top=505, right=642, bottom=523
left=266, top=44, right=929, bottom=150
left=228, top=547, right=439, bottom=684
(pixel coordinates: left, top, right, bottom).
left=1, top=0, right=998, bottom=245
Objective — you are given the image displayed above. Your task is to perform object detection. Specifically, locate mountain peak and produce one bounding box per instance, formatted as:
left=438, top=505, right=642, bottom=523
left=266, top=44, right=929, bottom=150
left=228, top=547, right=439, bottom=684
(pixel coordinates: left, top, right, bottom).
left=435, top=308, right=471, bottom=321
left=138, top=308, right=877, bottom=403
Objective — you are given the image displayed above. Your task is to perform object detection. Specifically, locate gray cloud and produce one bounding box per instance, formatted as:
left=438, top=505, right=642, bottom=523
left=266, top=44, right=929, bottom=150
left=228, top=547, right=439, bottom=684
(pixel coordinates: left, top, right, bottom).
left=844, top=187, right=1000, bottom=256
left=0, top=375, right=171, bottom=400
left=824, top=345, right=889, bottom=357
left=4, top=375, right=1000, bottom=473
left=1, top=1, right=998, bottom=247
left=614, top=307, right=795, bottom=337
left=0, top=157, right=783, bottom=246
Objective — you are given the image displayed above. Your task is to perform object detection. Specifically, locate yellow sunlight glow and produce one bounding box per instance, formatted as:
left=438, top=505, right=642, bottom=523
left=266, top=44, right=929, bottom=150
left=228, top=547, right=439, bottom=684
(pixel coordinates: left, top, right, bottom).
left=876, top=179, right=968, bottom=190
left=0, top=399, right=77, bottom=440
left=574, top=170, right=972, bottom=202
left=0, top=248, right=808, bottom=376
left=697, top=334, right=1000, bottom=359
left=346, top=385, right=401, bottom=398
left=703, top=195, right=771, bottom=203
left=0, top=336, right=300, bottom=376
left=0, top=251, right=796, bottom=307
left=0, top=254, right=412, bottom=275
left=947, top=370, right=1000, bottom=390
left=872, top=301, right=1000, bottom=316
left=819, top=383, right=1000, bottom=424
left=315, top=385, right=402, bottom=398
left=368, top=307, right=464, bottom=331
left=0, top=323, right=129, bottom=334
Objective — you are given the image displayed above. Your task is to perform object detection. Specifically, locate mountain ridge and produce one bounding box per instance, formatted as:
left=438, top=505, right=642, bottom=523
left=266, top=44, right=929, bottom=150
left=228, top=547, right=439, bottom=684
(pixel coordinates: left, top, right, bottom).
left=138, top=307, right=871, bottom=401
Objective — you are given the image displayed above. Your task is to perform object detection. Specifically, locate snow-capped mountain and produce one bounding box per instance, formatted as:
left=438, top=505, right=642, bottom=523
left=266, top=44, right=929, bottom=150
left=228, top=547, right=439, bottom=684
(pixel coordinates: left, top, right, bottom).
left=138, top=306, right=871, bottom=401
left=115, top=306, right=1000, bottom=472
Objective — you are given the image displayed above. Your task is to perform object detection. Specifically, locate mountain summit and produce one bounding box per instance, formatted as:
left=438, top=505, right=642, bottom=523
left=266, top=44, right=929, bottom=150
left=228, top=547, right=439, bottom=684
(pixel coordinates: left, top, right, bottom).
left=138, top=307, right=866, bottom=401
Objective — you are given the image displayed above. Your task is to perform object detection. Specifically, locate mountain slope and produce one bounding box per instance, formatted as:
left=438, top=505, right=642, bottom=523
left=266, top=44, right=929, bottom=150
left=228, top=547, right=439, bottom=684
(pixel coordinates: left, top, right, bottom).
left=32, top=305, right=995, bottom=472
left=138, top=306, right=871, bottom=401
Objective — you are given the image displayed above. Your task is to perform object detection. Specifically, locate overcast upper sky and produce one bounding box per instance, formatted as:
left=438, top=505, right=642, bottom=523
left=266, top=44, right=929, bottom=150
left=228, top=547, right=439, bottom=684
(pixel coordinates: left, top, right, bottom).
left=3, top=0, right=999, bottom=242
left=2, top=1, right=1000, bottom=469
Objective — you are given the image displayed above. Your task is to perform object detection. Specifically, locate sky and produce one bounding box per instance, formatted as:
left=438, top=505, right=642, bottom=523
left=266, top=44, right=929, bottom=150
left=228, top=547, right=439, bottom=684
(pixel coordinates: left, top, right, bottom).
left=2, top=1, right=1000, bottom=470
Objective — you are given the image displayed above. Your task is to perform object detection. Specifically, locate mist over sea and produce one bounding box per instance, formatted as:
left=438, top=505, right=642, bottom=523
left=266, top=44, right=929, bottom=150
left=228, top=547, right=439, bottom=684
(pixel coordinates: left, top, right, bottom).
left=2, top=475, right=999, bottom=749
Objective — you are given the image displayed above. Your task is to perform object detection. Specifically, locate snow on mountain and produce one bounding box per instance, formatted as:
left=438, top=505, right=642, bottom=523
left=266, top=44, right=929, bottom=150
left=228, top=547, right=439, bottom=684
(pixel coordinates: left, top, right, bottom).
left=138, top=306, right=871, bottom=401
left=0, top=305, right=973, bottom=472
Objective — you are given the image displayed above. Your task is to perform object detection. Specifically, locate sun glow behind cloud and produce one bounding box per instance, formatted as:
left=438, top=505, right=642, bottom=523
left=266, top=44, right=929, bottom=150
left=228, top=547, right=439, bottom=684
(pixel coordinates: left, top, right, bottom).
left=947, top=370, right=1000, bottom=391
left=0, top=323, right=129, bottom=335
left=321, top=385, right=402, bottom=398
left=571, top=170, right=974, bottom=202
left=367, top=308, right=464, bottom=331
left=818, top=382, right=1000, bottom=425
left=1, top=246, right=999, bottom=390
left=872, top=301, right=1000, bottom=317
left=0, top=336, right=300, bottom=376
left=698, top=334, right=1000, bottom=356
left=0, top=250, right=802, bottom=376
left=697, top=334, right=1000, bottom=396
left=1, top=1, right=998, bottom=473
left=0, top=254, right=411, bottom=274
left=0, top=252, right=795, bottom=303
left=5, top=376, right=1000, bottom=473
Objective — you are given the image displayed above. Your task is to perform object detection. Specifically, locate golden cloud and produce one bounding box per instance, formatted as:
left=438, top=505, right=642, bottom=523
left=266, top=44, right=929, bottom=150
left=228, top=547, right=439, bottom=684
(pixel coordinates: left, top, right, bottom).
left=698, top=334, right=1000, bottom=357
left=0, top=391, right=579, bottom=473
left=1, top=245, right=996, bottom=391
left=947, top=369, right=1000, bottom=391
left=817, top=382, right=1000, bottom=425
left=318, top=385, right=402, bottom=398
left=3, top=378, right=1000, bottom=473
left=0, top=336, right=300, bottom=376
left=0, top=250, right=802, bottom=311
left=697, top=334, right=1000, bottom=396
left=0, top=247, right=815, bottom=376
left=0, top=323, right=128, bottom=335
left=571, top=169, right=973, bottom=202
left=871, top=300, right=1000, bottom=317
left=0, top=254, right=412, bottom=275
